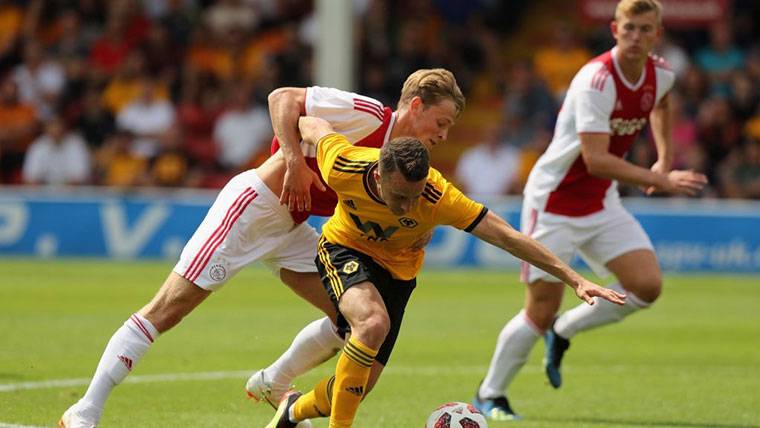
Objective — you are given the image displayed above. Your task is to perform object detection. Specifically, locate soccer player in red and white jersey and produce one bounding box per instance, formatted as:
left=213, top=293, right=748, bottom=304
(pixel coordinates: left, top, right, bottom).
left=59, top=69, right=464, bottom=427
left=472, top=0, right=707, bottom=421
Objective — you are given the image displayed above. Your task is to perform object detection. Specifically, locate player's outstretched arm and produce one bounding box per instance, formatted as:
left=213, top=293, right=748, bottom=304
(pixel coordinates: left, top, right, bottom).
left=269, top=87, right=325, bottom=212
left=580, top=132, right=707, bottom=195
left=470, top=210, right=626, bottom=306
left=298, top=116, right=336, bottom=146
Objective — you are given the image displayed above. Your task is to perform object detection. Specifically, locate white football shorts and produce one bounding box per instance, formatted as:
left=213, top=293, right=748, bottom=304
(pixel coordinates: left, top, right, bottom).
left=519, top=199, right=653, bottom=284
left=173, top=169, right=319, bottom=291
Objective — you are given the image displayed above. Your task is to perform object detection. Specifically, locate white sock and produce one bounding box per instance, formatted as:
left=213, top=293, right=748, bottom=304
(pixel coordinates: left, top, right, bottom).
left=263, top=317, right=344, bottom=391
left=78, top=314, right=160, bottom=414
left=479, top=310, right=542, bottom=398
left=554, top=283, right=650, bottom=339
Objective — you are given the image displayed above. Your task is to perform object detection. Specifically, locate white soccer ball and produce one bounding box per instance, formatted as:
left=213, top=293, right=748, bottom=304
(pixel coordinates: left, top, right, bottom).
left=425, top=402, right=488, bottom=428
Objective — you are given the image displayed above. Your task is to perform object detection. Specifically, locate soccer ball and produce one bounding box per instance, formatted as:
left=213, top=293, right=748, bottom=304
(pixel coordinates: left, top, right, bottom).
left=425, top=402, right=488, bottom=428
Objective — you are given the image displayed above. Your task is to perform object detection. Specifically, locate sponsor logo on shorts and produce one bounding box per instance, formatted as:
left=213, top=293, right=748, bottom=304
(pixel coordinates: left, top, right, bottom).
left=209, top=264, right=227, bottom=281
left=343, top=261, right=359, bottom=274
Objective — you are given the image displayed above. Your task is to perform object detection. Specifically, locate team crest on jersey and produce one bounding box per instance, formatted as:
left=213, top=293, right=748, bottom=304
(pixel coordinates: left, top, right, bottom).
left=344, top=199, right=357, bottom=210
left=209, top=264, right=227, bottom=281
left=343, top=260, right=359, bottom=274
left=640, top=91, right=654, bottom=111
left=398, top=217, right=418, bottom=228
left=615, top=100, right=623, bottom=111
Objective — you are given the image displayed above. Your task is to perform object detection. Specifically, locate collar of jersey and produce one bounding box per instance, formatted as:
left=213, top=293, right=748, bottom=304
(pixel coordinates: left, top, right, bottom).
left=362, top=162, right=386, bottom=206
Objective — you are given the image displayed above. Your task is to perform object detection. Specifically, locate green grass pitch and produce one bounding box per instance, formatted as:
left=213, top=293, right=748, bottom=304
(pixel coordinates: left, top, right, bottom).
left=1, top=259, right=759, bottom=427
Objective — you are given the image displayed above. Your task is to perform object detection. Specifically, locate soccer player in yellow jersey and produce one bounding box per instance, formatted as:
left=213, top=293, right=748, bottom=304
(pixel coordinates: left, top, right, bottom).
left=266, top=117, right=627, bottom=428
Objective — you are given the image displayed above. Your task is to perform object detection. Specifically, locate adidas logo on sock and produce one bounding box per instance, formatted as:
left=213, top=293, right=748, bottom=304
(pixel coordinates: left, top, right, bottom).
left=345, top=385, right=364, bottom=396
left=118, top=355, right=133, bottom=371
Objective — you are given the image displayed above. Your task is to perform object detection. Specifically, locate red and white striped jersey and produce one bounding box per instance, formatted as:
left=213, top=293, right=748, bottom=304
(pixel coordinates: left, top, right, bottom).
left=524, top=47, right=675, bottom=217
left=270, top=86, right=396, bottom=223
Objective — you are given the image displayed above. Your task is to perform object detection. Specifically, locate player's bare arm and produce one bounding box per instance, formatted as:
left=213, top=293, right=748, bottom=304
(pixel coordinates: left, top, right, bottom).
left=298, top=116, right=336, bottom=146
left=470, top=210, right=626, bottom=306
left=269, top=87, right=326, bottom=212
left=646, top=91, right=674, bottom=194
left=579, top=132, right=707, bottom=195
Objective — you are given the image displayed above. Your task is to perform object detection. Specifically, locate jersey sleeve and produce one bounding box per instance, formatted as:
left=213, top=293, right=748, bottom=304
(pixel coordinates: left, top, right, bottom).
left=305, top=86, right=386, bottom=126
left=573, top=63, right=616, bottom=134
left=654, top=64, right=676, bottom=105
left=429, top=169, right=488, bottom=232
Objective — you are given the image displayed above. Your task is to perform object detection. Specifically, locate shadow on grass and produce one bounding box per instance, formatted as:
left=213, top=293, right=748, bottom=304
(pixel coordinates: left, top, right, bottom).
left=531, top=416, right=760, bottom=428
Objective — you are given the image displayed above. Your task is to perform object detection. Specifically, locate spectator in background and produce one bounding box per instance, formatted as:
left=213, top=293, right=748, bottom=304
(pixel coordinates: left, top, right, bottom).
left=696, top=95, right=741, bottom=176
left=204, top=0, right=258, bottom=37
left=212, top=87, right=271, bottom=170
left=695, top=21, right=745, bottom=95
left=0, top=0, right=23, bottom=70
left=455, top=125, right=521, bottom=199
left=149, top=126, right=191, bottom=187
left=116, top=76, right=176, bottom=158
left=87, top=12, right=133, bottom=78
left=94, top=130, right=147, bottom=187
left=668, top=91, right=703, bottom=171
left=501, top=60, right=556, bottom=147
left=102, top=50, right=169, bottom=114
left=176, top=81, right=224, bottom=166
left=533, top=24, right=592, bottom=100
left=0, top=75, right=38, bottom=183
left=12, top=40, right=65, bottom=120
left=677, top=65, right=709, bottom=118
left=728, top=72, right=758, bottom=122
left=22, top=114, right=90, bottom=185
left=718, top=139, right=760, bottom=198
left=74, top=87, right=116, bottom=150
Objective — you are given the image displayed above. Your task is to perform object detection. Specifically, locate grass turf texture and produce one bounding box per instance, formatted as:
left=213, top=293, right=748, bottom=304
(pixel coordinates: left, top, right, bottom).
left=1, top=259, right=758, bottom=427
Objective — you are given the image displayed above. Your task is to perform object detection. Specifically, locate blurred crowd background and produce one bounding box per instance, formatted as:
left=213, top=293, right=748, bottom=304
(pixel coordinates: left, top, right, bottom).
left=1, top=0, right=759, bottom=199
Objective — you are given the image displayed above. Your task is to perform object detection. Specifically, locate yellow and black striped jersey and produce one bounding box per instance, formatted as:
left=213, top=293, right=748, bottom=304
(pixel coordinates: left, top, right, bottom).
left=316, top=133, right=487, bottom=280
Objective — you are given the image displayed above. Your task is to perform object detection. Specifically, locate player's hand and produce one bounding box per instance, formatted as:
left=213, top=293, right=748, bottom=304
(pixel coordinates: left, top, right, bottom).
left=643, top=160, right=670, bottom=195
left=573, top=279, right=626, bottom=306
left=409, top=229, right=434, bottom=251
left=281, top=160, right=327, bottom=211
left=659, top=169, right=707, bottom=196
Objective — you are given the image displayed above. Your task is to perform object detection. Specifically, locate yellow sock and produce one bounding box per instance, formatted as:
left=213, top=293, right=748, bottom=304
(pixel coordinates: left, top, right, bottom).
left=293, top=376, right=334, bottom=420
left=328, top=337, right=378, bottom=428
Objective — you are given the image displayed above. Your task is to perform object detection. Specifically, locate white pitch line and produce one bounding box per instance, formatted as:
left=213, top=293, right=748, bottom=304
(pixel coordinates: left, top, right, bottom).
left=0, top=423, right=49, bottom=428
left=0, top=365, right=508, bottom=393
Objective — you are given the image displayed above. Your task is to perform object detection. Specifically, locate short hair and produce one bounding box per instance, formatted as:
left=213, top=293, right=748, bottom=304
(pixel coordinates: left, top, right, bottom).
left=379, top=137, right=430, bottom=182
left=398, top=68, right=465, bottom=116
left=614, top=0, right=663, bottom=23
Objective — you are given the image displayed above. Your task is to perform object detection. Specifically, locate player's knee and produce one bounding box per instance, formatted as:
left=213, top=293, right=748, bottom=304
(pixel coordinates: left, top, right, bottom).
left=354, top=312, right=390, bottom=348
left=623, top=274, right=662, bottom=304
left=524, top=306, right=557, bottom=331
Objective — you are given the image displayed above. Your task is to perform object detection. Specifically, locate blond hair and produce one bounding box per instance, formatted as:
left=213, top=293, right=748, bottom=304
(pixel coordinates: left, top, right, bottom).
left=398, top=68, right=465, bottom=116
left=614, top=0, right=663, bottom=23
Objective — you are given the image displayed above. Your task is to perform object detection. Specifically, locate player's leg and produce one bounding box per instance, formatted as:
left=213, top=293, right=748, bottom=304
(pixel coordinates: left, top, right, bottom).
left=547, top=209, right=658, bottom=387
left=61, top=170, right=280, bottom=426
left=248, top=315, right=345, bottom=407
left=288, top=358, right=386, bottom=423
left=247, top=223, right=345, bottom=406
left=269, top=282, right=387, bottom=428
left=60, top=272, right=209, bottom=427
left=475, top=205, right=571, bottom=419
left=553, top=249, right=660, bottom=338
left=475, top=280, right=563, bottom=420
